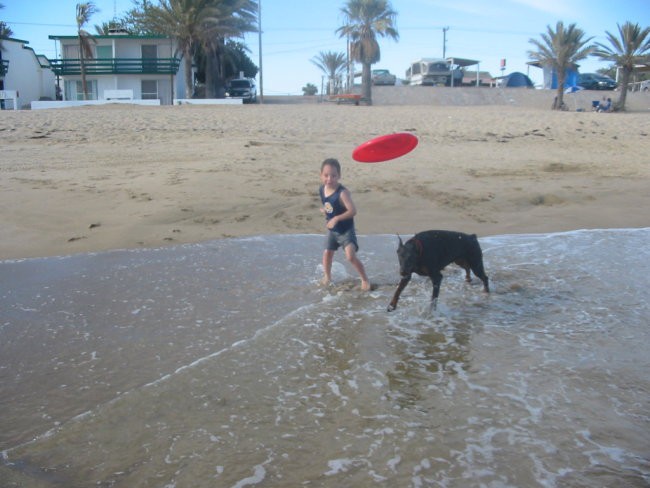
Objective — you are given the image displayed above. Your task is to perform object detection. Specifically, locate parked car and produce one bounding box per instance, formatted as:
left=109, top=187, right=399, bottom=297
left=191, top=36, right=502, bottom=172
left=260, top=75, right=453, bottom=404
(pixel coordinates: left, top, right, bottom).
left=577, top=73, right=617, bottom=90
left=226, top=78, right=257, bottom=103
left=372, top=69, right=397, bottom=86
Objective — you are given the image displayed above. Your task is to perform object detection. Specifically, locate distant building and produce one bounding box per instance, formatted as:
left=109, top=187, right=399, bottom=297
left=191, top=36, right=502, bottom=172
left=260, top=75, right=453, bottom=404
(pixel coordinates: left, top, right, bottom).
left=462, top=71, right=495, bottom=87
left=0, top=37, right=56, bottom=109
left=48, top=32, right=186, bottom=104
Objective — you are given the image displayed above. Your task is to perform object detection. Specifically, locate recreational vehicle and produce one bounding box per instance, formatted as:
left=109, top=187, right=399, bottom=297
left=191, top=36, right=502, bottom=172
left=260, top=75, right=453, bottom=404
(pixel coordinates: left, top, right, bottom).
left=405, top=58, right=462, bottom=86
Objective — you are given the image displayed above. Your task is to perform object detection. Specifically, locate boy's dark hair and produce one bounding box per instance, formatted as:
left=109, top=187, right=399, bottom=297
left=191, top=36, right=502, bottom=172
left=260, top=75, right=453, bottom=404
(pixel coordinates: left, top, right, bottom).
left=321, top=158, right=341, bottom=175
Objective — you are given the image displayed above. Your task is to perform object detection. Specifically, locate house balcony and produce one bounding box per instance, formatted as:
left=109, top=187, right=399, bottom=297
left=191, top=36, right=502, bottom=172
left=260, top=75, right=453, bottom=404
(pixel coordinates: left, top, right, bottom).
left=0, top=59, right=9, bottom=77
left=49, top=57, right=181, bottom=76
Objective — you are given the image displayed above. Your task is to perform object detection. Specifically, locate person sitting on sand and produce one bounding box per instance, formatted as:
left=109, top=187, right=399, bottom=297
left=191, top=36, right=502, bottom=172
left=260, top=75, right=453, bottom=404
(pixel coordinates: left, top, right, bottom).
left=598, top=97, right=612, bottom=112
left=319, top=158, right=371, bottom=291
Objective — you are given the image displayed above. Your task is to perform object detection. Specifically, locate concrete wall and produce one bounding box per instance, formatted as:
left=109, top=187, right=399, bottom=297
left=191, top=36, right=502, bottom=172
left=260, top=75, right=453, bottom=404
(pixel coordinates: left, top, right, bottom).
left=31, top=99, right=161, bottom=110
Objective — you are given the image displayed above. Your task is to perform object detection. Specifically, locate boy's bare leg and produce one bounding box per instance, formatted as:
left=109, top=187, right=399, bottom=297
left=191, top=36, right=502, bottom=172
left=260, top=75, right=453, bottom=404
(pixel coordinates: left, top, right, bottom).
left=344, top=245, right=371, bottom=291
left=322, top=249, right=334, bottom=286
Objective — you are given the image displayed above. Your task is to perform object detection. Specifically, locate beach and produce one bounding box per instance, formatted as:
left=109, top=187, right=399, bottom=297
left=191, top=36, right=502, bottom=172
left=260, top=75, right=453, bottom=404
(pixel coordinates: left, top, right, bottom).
left=2, top=90, right=650, bottom=487
left=1, top=88, right=649, bottom=260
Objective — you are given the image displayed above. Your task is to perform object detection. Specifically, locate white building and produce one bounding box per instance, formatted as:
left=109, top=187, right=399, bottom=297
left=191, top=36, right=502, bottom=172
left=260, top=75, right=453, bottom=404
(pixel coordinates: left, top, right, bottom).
left=48, top=32, right=186, bottom=105
left=0, top=37, right=56, bottom=109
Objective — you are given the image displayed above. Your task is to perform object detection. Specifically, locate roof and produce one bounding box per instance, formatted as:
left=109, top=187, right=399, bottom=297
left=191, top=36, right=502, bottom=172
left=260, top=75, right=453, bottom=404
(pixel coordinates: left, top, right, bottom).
left=0, top=36, right=30, bottom=44
left=527, top=61, right=581, bottom=69
left=410, top=58, right=447, bottom=63
left=446, top=57, right=479, bottom=67
left=48, top=34, right=171, bottom=40
left=408, top=57, right=480, bottom=68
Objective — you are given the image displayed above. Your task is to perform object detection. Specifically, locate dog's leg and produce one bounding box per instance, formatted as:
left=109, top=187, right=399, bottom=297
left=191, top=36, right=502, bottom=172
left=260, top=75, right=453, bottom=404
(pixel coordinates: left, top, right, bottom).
left=387, top=276, right=411, bottom=312
left=468, top=259, right=490, bottom=293
left=480, top=274, right=490, bottom=293
left=454, top=258, right=472, bottom=282
left=429, top=272, right=443, bottom=310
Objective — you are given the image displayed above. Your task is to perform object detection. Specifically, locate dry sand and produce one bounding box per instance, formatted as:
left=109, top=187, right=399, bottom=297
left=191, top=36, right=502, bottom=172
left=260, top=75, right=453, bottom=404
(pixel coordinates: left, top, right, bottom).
left=1, top=88, right=649, bottom=260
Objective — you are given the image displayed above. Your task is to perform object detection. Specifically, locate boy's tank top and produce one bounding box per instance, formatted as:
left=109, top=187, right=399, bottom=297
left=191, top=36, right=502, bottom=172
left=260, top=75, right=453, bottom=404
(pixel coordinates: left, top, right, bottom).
left=319, top=184, right=353, bottom=234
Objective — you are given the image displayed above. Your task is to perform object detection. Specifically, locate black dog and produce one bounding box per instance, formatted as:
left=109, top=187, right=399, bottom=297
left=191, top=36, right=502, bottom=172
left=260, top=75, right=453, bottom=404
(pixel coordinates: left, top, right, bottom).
left=387, top=230, right=489, bottom=311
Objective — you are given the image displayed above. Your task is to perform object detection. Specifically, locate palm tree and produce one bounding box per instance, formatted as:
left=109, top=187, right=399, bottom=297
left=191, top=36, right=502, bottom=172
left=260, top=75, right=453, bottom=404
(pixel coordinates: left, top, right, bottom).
left=336, top=0, right=398, bottom=105
left=76, top=2, right=99, bottom=100
left=592, top=22, right=650, bottom=111
left=528, top=21, right=594, bottom=110
left=311, top=51, right=347, bottom=95
left=1, top=3, right=14, bottom=51
left=198, top=0, right=257, bottom=98
left=138, top=0, right=257, bottom=99
left=141, top=0, right=221, bottom=98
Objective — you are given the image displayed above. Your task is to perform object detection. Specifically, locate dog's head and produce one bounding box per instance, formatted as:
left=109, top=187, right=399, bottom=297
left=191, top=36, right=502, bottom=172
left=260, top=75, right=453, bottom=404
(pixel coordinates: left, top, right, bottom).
left=396, top=235, right=418, bottom=277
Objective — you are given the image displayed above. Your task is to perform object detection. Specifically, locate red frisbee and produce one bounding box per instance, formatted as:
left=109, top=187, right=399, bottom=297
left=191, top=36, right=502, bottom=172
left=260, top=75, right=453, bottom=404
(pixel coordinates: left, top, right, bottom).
left=352, top=132, right=418, bottom=163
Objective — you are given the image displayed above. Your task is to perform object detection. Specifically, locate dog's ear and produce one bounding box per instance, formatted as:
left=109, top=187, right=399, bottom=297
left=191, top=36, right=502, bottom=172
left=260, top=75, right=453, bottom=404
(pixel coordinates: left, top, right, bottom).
left=397, top=234, right=403, bottom=248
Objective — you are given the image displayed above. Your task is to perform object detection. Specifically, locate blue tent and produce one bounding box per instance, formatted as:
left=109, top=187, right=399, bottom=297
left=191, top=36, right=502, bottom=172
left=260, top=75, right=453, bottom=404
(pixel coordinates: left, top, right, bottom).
left=502, top=72, right=534, bottom=88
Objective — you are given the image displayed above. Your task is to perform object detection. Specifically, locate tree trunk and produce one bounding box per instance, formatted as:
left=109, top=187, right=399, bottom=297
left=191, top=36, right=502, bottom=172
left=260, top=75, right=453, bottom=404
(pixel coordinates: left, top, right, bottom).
left=214, top=41, right=226, bottom=98
left=553, top=69, right=566, bottom=110
left=79, top=39, right=88, bottom=101
left=616, top=68, right=631, bottom=111
left=362, top=62, right=372, bottom=105
left=205, top=52, right=215, bottom=98
left=183, top=48, right=193, bottom=98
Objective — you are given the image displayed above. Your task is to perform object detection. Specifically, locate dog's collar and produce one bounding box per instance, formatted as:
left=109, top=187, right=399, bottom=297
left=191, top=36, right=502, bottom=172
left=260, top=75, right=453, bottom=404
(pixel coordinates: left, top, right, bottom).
left=413, top=238, right=424, bottom=257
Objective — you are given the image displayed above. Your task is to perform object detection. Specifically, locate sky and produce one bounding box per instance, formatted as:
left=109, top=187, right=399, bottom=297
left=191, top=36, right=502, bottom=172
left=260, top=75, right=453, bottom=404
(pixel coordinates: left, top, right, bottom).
left=3, top=0, right=648, bottom=95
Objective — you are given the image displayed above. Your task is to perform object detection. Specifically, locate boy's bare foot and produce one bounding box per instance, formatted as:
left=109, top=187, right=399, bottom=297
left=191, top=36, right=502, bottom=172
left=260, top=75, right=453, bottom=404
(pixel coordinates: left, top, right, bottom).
left=321, top=277, right=332, bottom=287
left=361, top=280, right=371, bottom=291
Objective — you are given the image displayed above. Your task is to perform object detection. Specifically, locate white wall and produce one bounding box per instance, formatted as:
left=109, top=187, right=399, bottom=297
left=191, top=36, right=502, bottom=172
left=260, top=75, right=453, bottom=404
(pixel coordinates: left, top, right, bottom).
left=1, top=38, right=56, bottom=108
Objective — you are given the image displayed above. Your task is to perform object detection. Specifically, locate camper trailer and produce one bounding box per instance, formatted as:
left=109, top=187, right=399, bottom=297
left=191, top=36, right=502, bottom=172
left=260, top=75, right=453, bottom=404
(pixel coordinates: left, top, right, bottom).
left=406, top=58, right=462, bottom=86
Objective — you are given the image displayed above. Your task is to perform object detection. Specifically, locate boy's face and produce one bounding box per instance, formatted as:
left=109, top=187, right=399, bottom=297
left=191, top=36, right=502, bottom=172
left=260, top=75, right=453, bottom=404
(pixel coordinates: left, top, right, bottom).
left=320, top=164, right=340, bottom=189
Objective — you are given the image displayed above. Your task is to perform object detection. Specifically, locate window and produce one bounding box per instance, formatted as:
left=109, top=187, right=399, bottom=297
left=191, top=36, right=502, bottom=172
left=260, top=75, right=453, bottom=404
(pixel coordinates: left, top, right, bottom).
left=141, top=80, right=158, bottom=99
left=65, top=80, right=97, bottom=100
left=63, top=80, right=95, bottom=100
left=63, top=44, right=80, bottom=58
left=96, top=45, right=112, bottom=59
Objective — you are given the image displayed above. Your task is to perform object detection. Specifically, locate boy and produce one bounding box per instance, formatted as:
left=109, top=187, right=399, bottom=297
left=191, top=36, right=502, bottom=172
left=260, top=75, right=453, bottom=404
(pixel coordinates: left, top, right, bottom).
left=319, top=158, right=371, bottom=291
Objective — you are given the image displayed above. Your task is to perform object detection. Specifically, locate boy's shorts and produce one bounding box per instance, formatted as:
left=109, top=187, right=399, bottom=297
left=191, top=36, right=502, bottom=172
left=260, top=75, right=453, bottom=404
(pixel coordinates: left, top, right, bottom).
left=325, top=227, right=359, bottom=252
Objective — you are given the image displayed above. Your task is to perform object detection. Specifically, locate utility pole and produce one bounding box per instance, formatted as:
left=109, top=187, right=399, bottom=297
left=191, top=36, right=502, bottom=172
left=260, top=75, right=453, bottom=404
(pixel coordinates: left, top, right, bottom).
left=442, top=26, right=449, bottom=59
left=258, top=0, right=263, bottom=103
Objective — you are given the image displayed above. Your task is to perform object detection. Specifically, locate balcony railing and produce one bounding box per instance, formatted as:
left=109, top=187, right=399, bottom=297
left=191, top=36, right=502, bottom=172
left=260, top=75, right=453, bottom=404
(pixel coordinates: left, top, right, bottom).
left=0, top=60, right=9, bottom=77
left=49, top=57, right=181, bottom=76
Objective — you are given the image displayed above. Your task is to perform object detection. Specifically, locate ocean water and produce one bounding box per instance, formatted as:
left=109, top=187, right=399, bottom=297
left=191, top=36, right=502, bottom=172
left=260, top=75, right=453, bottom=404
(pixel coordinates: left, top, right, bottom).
left=1, top=228, right=648, bottom=488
